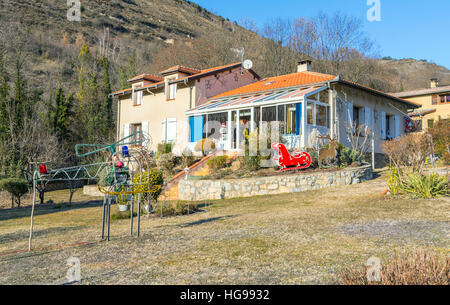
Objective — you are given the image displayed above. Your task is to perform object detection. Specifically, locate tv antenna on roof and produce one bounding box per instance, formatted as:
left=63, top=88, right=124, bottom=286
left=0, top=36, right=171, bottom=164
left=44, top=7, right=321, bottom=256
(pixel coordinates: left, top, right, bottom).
left=231, top=47, right=252, bottom=74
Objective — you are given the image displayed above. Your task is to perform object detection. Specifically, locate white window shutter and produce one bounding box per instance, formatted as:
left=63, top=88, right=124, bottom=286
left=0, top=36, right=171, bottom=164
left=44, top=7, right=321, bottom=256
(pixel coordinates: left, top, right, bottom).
left=142, top=121, right=149, bottom=136
left=162, top=119, right=167, bottom=143
left=137, top=91, right=143, bottom=105
left=346, top=102, right=353, bottom=127
left=169, top=84, right=177, bottom=100
left=380, top=111, right=386, bottom=139
left=123, top=124, right=130, bottom=139
left=394, top=115, right=401, bottom=138
left=167, top=118, right=177, bottom=142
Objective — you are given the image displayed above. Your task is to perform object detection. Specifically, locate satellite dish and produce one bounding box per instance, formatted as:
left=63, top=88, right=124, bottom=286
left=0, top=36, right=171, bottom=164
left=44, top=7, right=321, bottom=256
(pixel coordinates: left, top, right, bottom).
left=243, top=59, right=253, bottom=70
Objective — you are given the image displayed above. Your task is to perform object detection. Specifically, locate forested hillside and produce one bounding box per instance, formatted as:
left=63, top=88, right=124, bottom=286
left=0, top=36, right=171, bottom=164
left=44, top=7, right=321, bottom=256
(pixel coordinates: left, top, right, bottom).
left=0, top=0, right=448, bottom=178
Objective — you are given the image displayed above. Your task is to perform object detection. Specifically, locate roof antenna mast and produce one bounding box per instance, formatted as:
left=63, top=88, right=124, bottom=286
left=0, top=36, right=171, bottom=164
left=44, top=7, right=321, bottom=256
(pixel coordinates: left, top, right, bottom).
left=231, top=47, right=245, bottom=74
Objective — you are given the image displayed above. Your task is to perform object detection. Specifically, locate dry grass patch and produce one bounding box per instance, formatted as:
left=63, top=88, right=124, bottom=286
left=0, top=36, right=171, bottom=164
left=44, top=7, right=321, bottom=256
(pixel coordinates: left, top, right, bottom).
left=341, top=251, right=450, bottom=285
left=0, top=172, right=448, bottom=284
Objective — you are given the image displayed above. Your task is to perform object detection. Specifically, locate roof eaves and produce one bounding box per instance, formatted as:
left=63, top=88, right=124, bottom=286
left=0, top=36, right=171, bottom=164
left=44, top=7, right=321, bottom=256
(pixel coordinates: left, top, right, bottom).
left=335, top=79, right=421, bottom=109
left=172, top=63, right=257, bottom=84
left=392, top=85, right=450, bottom=98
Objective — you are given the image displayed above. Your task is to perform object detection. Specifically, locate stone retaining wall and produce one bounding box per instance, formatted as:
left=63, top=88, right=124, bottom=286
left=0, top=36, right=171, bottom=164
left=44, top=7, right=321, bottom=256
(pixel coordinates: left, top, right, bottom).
left=178, top=164, right=373, bottom=201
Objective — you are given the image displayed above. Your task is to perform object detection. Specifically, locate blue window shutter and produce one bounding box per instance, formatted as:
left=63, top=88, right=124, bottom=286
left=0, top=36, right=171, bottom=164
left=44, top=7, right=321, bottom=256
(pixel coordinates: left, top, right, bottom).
left=190, top=115, right=204, bottom=142
left=296, top=103, right=302, bottom=135
left=189, top=116, right=195, bottom=142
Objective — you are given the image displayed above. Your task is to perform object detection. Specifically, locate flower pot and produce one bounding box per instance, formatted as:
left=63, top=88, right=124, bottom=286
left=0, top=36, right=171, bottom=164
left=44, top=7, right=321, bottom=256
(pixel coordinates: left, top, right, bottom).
left=118, top=204, right=130, bottom=212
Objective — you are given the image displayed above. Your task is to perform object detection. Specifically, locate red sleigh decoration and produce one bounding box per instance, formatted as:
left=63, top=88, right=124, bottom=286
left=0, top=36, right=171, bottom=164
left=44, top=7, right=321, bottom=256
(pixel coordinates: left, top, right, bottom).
left=272, top=143, right=312, bottom=171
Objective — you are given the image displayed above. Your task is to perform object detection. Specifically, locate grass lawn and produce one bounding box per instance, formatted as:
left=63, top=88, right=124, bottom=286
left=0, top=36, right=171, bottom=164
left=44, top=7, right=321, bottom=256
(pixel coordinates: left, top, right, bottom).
left=0, top=171, right=448, bottom=284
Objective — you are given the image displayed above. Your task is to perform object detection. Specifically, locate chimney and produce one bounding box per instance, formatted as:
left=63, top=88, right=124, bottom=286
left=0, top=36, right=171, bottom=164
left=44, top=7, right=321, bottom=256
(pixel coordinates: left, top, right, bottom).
left=430, top=78, right=439, bottom=88
left=297, top=60, right=312, bottom=72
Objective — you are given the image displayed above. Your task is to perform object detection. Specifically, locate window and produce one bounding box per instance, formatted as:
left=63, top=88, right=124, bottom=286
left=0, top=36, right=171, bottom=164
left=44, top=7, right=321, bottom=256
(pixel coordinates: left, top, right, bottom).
left=135, top=91, right=142, bottom=106
left=319, top=91, right=329, bottom=104
left=169, top=83, right=177, bottom=100
left=206, top=112, right=228, bottom=139
left=286, top=104, right=297, bottom=134
left=439, top=95, right=450, bottom=104
left=262, top=106, right=276, bottom=122
left=316, top=104, right=327, bottom=127
left=428, top=119, right=434, bottom=129
left=353, top=106, right=361, bottom=126
left=131, top=123, right=142, bottom=143
left=307, top=102, right=313, bottom=125
left=386, top=115, right=393, bottom=139
left=277, top=105, right=285, bottom=133
left=132, top=85, right=142, bottom=105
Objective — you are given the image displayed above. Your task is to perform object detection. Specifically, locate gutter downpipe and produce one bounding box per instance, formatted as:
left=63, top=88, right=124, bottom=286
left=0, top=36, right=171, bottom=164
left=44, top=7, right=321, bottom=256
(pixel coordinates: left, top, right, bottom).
left=184, top=78, right=194, bottom=110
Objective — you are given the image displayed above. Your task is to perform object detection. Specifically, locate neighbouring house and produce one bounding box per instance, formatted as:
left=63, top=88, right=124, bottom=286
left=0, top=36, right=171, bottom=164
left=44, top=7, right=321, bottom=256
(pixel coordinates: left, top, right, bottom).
left=185, top=60, right=420, bottom=155
left=391, top=78, right=450, bottom=130
left=110, top=62, right=259, bottom=154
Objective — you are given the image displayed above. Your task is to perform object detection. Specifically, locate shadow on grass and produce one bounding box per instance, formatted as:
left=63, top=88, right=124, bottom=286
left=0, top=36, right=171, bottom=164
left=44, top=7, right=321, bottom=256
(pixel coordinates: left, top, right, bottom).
left=0, top=226, right=85, bottom=245
left=0, top=200, right=104, bottom=222
left=178, top=215, right=237, bottom=228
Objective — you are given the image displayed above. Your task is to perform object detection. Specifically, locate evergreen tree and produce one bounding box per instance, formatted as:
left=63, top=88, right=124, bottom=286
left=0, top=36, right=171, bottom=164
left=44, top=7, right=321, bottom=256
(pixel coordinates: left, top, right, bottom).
left=99, top=57, right=113, bottom=133
left=50, top=84, right=73, bottom=142
left=0, top=51, right=10, bottom=140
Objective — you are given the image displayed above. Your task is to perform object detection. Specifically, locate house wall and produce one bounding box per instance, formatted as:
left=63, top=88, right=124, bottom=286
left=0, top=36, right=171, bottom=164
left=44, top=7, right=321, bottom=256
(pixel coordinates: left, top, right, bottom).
left=402, top=94, right=450, bottom=129
left=195, top=68, right=257, bottom=106
left=333, top=84, right=410, bottom=154
left=117, top=68, right=258, bottom=156
left=118, top=83, right=193, bottom=155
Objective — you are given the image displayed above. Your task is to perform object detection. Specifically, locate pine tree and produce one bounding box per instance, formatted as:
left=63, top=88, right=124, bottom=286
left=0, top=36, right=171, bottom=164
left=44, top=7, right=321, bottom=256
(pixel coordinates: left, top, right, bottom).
left=0, top=51, right=10, bottom=140
left=100, top=57, right=113, bottom=133
left=50, top=85, right=73, bottom=142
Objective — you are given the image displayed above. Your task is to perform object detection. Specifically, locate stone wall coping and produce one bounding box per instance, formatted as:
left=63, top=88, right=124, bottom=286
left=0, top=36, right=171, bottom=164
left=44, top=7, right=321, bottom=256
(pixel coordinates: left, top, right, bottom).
left=184, top=164, right=372, bottom=184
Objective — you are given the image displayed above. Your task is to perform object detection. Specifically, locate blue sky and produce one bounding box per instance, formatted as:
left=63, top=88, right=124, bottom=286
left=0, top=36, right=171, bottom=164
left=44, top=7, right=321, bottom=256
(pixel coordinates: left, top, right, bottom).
left=191, top=0, right=450, bottom=69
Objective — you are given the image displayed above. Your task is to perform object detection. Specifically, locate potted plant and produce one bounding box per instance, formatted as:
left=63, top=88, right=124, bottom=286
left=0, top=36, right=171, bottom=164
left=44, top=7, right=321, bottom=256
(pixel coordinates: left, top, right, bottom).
left=117, top=193, right=130, bottom=212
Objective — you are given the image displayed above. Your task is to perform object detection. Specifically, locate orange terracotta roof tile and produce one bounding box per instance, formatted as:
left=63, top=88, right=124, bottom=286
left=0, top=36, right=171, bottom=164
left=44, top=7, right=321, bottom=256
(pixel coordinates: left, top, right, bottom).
left=213, top=71, right=336, bottom=98
left=159, top=65, right=201, bottom=75
left=128, top=74, right=163, bottom=83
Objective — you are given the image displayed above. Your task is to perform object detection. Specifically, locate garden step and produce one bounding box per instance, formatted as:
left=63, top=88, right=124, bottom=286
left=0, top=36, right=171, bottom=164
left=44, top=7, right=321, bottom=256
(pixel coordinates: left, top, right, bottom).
left=157, top=151, right=221, bottom=201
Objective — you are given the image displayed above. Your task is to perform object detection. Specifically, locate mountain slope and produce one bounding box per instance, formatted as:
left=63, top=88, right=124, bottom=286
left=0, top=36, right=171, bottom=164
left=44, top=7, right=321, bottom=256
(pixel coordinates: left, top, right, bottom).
left=0, top=0, right=448, bottom=94
left=379, top=59, right=450, bottom=91
left=1, top=0, right=234, bottom=43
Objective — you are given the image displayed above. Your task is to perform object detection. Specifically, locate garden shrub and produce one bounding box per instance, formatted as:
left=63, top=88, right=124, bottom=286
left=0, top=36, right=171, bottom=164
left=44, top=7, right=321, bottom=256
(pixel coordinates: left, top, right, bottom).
left=156, top=152, right=176, bottom=173
left=428, top=119, right=449, bottom=165
left=341, top=251, right=449, bottom=285
left=132, top=169, right=164, bottom=201
left=382, top=133, right=446, bottom=198
left=156, top=142, right=173, bottom=160
left=402, top=173, right=447, bottom=198
left=382, top=133, right=432, bottom=175
left=207, top=156, right=228, bottom=170
left=153, top=201, right=200, bottom=217
left=339, top=146, right=359, bottom=166
left=305, top=148, right=319, bottom=168
left=0, top=178, right=29, bottom=208
left=242, top=155, right=261, bottom=171
left=194, top=138, right=215, bottom=156
left=385, top=165, right=402, bottom=196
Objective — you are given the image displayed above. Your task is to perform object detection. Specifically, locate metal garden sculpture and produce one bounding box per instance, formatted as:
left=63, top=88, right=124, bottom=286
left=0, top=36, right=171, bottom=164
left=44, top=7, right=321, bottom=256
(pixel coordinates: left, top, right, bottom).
left=28, top=131, right=160, bottom=251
